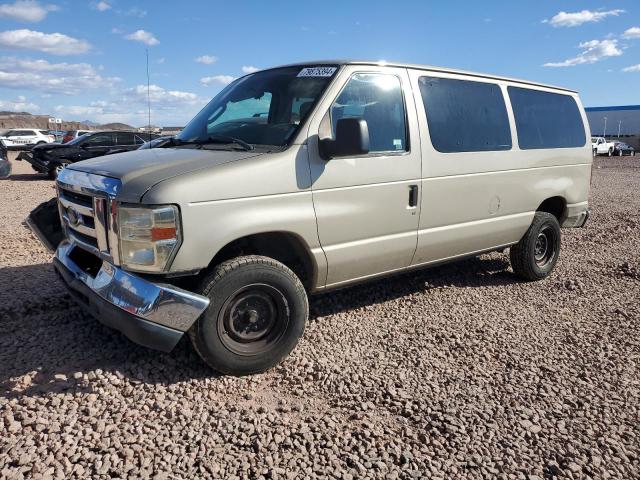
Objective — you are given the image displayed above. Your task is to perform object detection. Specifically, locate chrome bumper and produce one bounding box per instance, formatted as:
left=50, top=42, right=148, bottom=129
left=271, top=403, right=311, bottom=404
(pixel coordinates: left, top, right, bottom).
left=54, top=240, right=209, bottom=351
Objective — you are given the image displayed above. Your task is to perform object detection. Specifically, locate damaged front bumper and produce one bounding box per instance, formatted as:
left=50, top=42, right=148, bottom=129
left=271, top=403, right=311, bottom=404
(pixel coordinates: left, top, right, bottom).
left=16, top=151, right=50, bottom=173
left=53, top=240, right=210, bottom=352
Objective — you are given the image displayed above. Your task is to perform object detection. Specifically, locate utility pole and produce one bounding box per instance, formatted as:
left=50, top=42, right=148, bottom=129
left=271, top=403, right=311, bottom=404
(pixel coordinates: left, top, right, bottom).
left=603, top=117, right=607, bottom=138
left=618, top=120, right=622, bottom=137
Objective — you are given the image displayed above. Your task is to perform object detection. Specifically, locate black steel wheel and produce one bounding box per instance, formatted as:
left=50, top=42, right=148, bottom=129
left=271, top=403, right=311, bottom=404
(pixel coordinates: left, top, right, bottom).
left=510, top=212, right=561, bottom=281
left=217, top=283, right=289, bottom=356
left=190, top=255, right=308, bottom=375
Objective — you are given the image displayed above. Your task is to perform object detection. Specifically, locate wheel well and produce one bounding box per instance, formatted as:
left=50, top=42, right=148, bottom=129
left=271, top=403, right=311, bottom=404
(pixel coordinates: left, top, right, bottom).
left=208, top=232, right=316, bottom=290
left=536, top=196, right=566, bottom=221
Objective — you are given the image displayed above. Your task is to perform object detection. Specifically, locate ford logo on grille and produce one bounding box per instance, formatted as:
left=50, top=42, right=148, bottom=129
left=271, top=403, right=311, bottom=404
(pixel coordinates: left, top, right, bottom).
left=67, top=207, right=81, bottom=227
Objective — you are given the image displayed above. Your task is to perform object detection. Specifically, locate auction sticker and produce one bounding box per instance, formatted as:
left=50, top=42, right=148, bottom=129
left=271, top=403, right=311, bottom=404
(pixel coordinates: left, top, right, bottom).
left=297, top=67, right=337, bottom=77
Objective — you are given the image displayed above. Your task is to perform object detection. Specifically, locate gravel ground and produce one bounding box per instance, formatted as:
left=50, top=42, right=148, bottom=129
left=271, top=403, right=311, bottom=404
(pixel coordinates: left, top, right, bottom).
left=1, top=154, right=639, bottom=479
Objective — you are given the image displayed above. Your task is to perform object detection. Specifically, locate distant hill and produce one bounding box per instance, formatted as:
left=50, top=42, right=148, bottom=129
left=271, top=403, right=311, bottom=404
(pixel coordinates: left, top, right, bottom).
left=0, top=111, right=93, bottom=131
left=81, top=119, right=101, bottom=127
left=100, top=122, right=135, bottom=130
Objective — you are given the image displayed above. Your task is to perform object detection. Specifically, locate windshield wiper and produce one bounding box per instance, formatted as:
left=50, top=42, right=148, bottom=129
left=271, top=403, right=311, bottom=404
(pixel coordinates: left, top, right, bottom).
left=198, top=135, right=254, bottom=151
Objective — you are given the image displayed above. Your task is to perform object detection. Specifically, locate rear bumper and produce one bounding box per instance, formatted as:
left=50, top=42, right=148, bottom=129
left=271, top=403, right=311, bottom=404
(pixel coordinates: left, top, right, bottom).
left=53, top=240, right=209, bottom=352
left=562, top=202, right=590, bottom=228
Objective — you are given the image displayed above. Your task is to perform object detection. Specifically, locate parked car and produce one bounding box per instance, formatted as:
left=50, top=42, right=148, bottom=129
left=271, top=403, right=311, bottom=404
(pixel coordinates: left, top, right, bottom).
left=16, top=130, right=159, bottom=178
left=33, top=61, right=592, bottom=375
left=612, top=141, right=635, bottom=156
left=62, top=130, right=91, bottom=144
left=591, top=136, right=617, bottom=156
left=0, top=129, right=55, bottom=150
left=137, top=135, right=173, bottom=150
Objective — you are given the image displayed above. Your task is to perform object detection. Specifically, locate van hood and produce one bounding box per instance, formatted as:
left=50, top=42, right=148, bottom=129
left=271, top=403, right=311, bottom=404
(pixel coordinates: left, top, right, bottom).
left=67, top=147, right=264, bottom=202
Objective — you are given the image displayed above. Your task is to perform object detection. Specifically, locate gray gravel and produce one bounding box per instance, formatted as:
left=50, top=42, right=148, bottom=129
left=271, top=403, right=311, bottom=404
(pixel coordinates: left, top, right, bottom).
left=1, top=154, right=639, bottom=479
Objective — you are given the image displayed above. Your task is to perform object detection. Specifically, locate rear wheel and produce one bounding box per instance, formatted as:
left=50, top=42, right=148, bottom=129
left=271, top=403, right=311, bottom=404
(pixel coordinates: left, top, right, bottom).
left=608, top=149, right=613, bottom=157
left=189, top=255, right=308, bottom=375
left=510, top=212, right=561, bottom=281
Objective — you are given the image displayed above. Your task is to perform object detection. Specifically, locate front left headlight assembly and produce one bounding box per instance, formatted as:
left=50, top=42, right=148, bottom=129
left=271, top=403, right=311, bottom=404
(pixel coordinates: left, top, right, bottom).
left=118, top=205, right=181, bottom=272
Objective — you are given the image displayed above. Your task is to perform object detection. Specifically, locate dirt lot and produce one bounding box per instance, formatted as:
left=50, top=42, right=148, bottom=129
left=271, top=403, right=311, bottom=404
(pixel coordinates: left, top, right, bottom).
left=1, top=153, right=639, bottom=479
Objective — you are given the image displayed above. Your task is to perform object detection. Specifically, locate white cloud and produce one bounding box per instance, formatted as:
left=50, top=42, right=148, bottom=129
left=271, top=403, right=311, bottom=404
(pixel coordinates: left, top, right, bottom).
left=0, top=0, right=58, bottom=22
left=200, top=75, right=235, bottom=86
left=55, top=84, right=204, bottom=125
left=622, top=64, right=640, bottom=72
left=195, top=55, right=217, bottom=64
left=543, top=9, right=625, bottom=27
left=120, top=7, right=146, bottom=18
left=543, top=39, right=622, bottom=67
left=110, top=27, right=122, bottom=34
left=0, top=56, right=120, bottom=94
left=124, top=84, right=201, bottom=106
left=124, top=29, right=158, bottom=46
left=241, top=65, right=259, bottom=73
left=622, top=27, right=640, bottom=39
left=94, top=1, right=110, bottom=11
left=0, top=29, right=91, bottom=54
left=0, top=96, right=38, bottom=112
left=156, top=57, right=165, bottom=64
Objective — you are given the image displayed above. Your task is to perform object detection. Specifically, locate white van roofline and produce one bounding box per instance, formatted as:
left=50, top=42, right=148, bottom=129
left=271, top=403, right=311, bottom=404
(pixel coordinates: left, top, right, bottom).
left=268, top=60, right=577, bottom=94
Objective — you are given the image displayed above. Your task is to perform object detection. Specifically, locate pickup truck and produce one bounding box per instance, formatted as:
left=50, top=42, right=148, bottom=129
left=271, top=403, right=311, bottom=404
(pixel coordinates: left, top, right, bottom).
left=591, top=137, right=616, bottom=156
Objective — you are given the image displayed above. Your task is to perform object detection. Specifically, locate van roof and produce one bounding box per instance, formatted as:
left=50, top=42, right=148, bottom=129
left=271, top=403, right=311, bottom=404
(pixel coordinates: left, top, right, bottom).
left=272, top=60, right=577, bottom=94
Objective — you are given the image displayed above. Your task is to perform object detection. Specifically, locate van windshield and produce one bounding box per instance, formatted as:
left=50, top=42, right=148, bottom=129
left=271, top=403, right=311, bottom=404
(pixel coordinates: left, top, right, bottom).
left=177, top=66, right=338, bottom=148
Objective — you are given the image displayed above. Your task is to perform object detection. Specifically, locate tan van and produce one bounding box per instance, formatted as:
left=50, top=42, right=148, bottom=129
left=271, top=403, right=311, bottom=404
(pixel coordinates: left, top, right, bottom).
left=50, top=61, right=591, bottom=375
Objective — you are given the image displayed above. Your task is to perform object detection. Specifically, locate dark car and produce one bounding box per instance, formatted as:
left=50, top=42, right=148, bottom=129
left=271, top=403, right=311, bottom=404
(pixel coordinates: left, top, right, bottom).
left=613, top=141, right=635, bottom=157
left=16, top=130, right=159, bottom=179
left=0, top=139, right=10, bottom=178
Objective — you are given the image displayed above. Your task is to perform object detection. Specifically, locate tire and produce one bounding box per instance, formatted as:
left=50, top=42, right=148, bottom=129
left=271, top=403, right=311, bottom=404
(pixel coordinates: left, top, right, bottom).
left=608, top=149, right=613, bottom=157
left=617, top=149, right=622, bottom=157
left=189, top=255, right=308, bottom=375
left=510, top=212, right=561, bottom=281
left=48, top=162, right=68, bottom=179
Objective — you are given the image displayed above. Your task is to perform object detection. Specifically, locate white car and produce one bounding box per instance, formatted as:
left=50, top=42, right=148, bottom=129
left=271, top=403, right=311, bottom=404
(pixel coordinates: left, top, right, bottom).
left=591, top=137, right=616, bottom=156
left=0, top=129, right=55, bottom=150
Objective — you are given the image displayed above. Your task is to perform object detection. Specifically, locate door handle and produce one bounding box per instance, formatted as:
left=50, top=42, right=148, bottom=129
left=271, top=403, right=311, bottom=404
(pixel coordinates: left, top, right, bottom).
left=408, top=185, right=418, bottom=207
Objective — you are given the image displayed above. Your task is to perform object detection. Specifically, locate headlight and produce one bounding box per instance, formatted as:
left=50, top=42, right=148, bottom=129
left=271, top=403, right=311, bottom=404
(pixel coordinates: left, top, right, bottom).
left=118, top=205, right=181, bottom=272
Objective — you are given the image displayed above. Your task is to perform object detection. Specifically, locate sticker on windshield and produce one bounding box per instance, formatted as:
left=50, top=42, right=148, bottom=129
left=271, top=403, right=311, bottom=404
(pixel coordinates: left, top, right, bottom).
left=297, top=67, right=337, bottom=77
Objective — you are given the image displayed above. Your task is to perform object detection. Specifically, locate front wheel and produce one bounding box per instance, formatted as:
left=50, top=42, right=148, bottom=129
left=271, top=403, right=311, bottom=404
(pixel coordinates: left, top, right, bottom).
left=189, top=255, right=308, bottom=375
left=510, top=212, right=561, bottom=281
left=48, top=162, right=68, bottom=179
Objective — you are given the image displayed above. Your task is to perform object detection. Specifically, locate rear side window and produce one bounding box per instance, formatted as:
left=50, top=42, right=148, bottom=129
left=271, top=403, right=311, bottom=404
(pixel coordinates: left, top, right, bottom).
left=331, top=73, right=407, bottom=153
left=116, top=132, right=136, bottom=145
left=508, top=87, right=585, bottom=149
left=419, top=76, right=511, bottom=153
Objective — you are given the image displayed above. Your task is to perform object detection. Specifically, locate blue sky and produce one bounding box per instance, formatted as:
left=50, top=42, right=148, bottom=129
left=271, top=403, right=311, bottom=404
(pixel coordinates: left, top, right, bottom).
left=0, top=0, right=638, bottom=126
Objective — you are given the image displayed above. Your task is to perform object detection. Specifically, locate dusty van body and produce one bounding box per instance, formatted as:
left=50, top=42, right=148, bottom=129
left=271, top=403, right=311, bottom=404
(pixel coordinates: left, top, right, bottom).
left=50, top=61, right=591, bottom=375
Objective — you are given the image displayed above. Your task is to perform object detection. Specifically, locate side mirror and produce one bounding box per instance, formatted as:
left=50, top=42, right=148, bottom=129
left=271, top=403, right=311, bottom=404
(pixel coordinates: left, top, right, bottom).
left=320, top=118, right=370, bottom=159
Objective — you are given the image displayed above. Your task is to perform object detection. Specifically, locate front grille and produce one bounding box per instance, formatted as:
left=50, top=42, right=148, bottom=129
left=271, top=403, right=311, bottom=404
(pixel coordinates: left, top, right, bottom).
left=58, top=186, right=110, bottom=257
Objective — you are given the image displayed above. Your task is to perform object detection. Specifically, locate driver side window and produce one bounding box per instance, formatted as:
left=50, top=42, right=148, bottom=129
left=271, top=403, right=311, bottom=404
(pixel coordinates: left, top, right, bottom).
left=330, top=73, right=407, bottom=153
left=84, top=133, right=114, bottom=147
left=207, top=93, right=272, bottom=133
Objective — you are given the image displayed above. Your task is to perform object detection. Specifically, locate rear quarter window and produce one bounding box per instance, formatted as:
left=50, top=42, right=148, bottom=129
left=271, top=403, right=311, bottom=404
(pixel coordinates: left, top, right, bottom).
left=418, top=76, right=512, bottom=153
left=508, top=87, right=586, bottom=149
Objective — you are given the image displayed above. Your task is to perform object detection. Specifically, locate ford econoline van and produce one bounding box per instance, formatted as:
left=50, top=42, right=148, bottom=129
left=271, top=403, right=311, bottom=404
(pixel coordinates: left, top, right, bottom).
left=47, top=61, right=591, bottom=375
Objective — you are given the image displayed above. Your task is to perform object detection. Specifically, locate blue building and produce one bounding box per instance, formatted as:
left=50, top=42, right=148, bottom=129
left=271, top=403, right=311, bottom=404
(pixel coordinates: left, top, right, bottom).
left=585, top=105, right=640, bottom=149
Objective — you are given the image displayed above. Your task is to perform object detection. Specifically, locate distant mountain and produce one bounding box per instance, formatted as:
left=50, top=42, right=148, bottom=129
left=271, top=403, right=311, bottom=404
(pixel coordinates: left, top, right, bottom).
left=81, top=119, right=101, bottom=127
left=99, top=122, right=135, bottom=130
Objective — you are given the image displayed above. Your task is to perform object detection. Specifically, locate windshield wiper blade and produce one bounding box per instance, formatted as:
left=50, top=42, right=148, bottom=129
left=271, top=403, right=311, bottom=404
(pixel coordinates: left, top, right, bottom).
left=198, top=135, right=254, bottom=151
